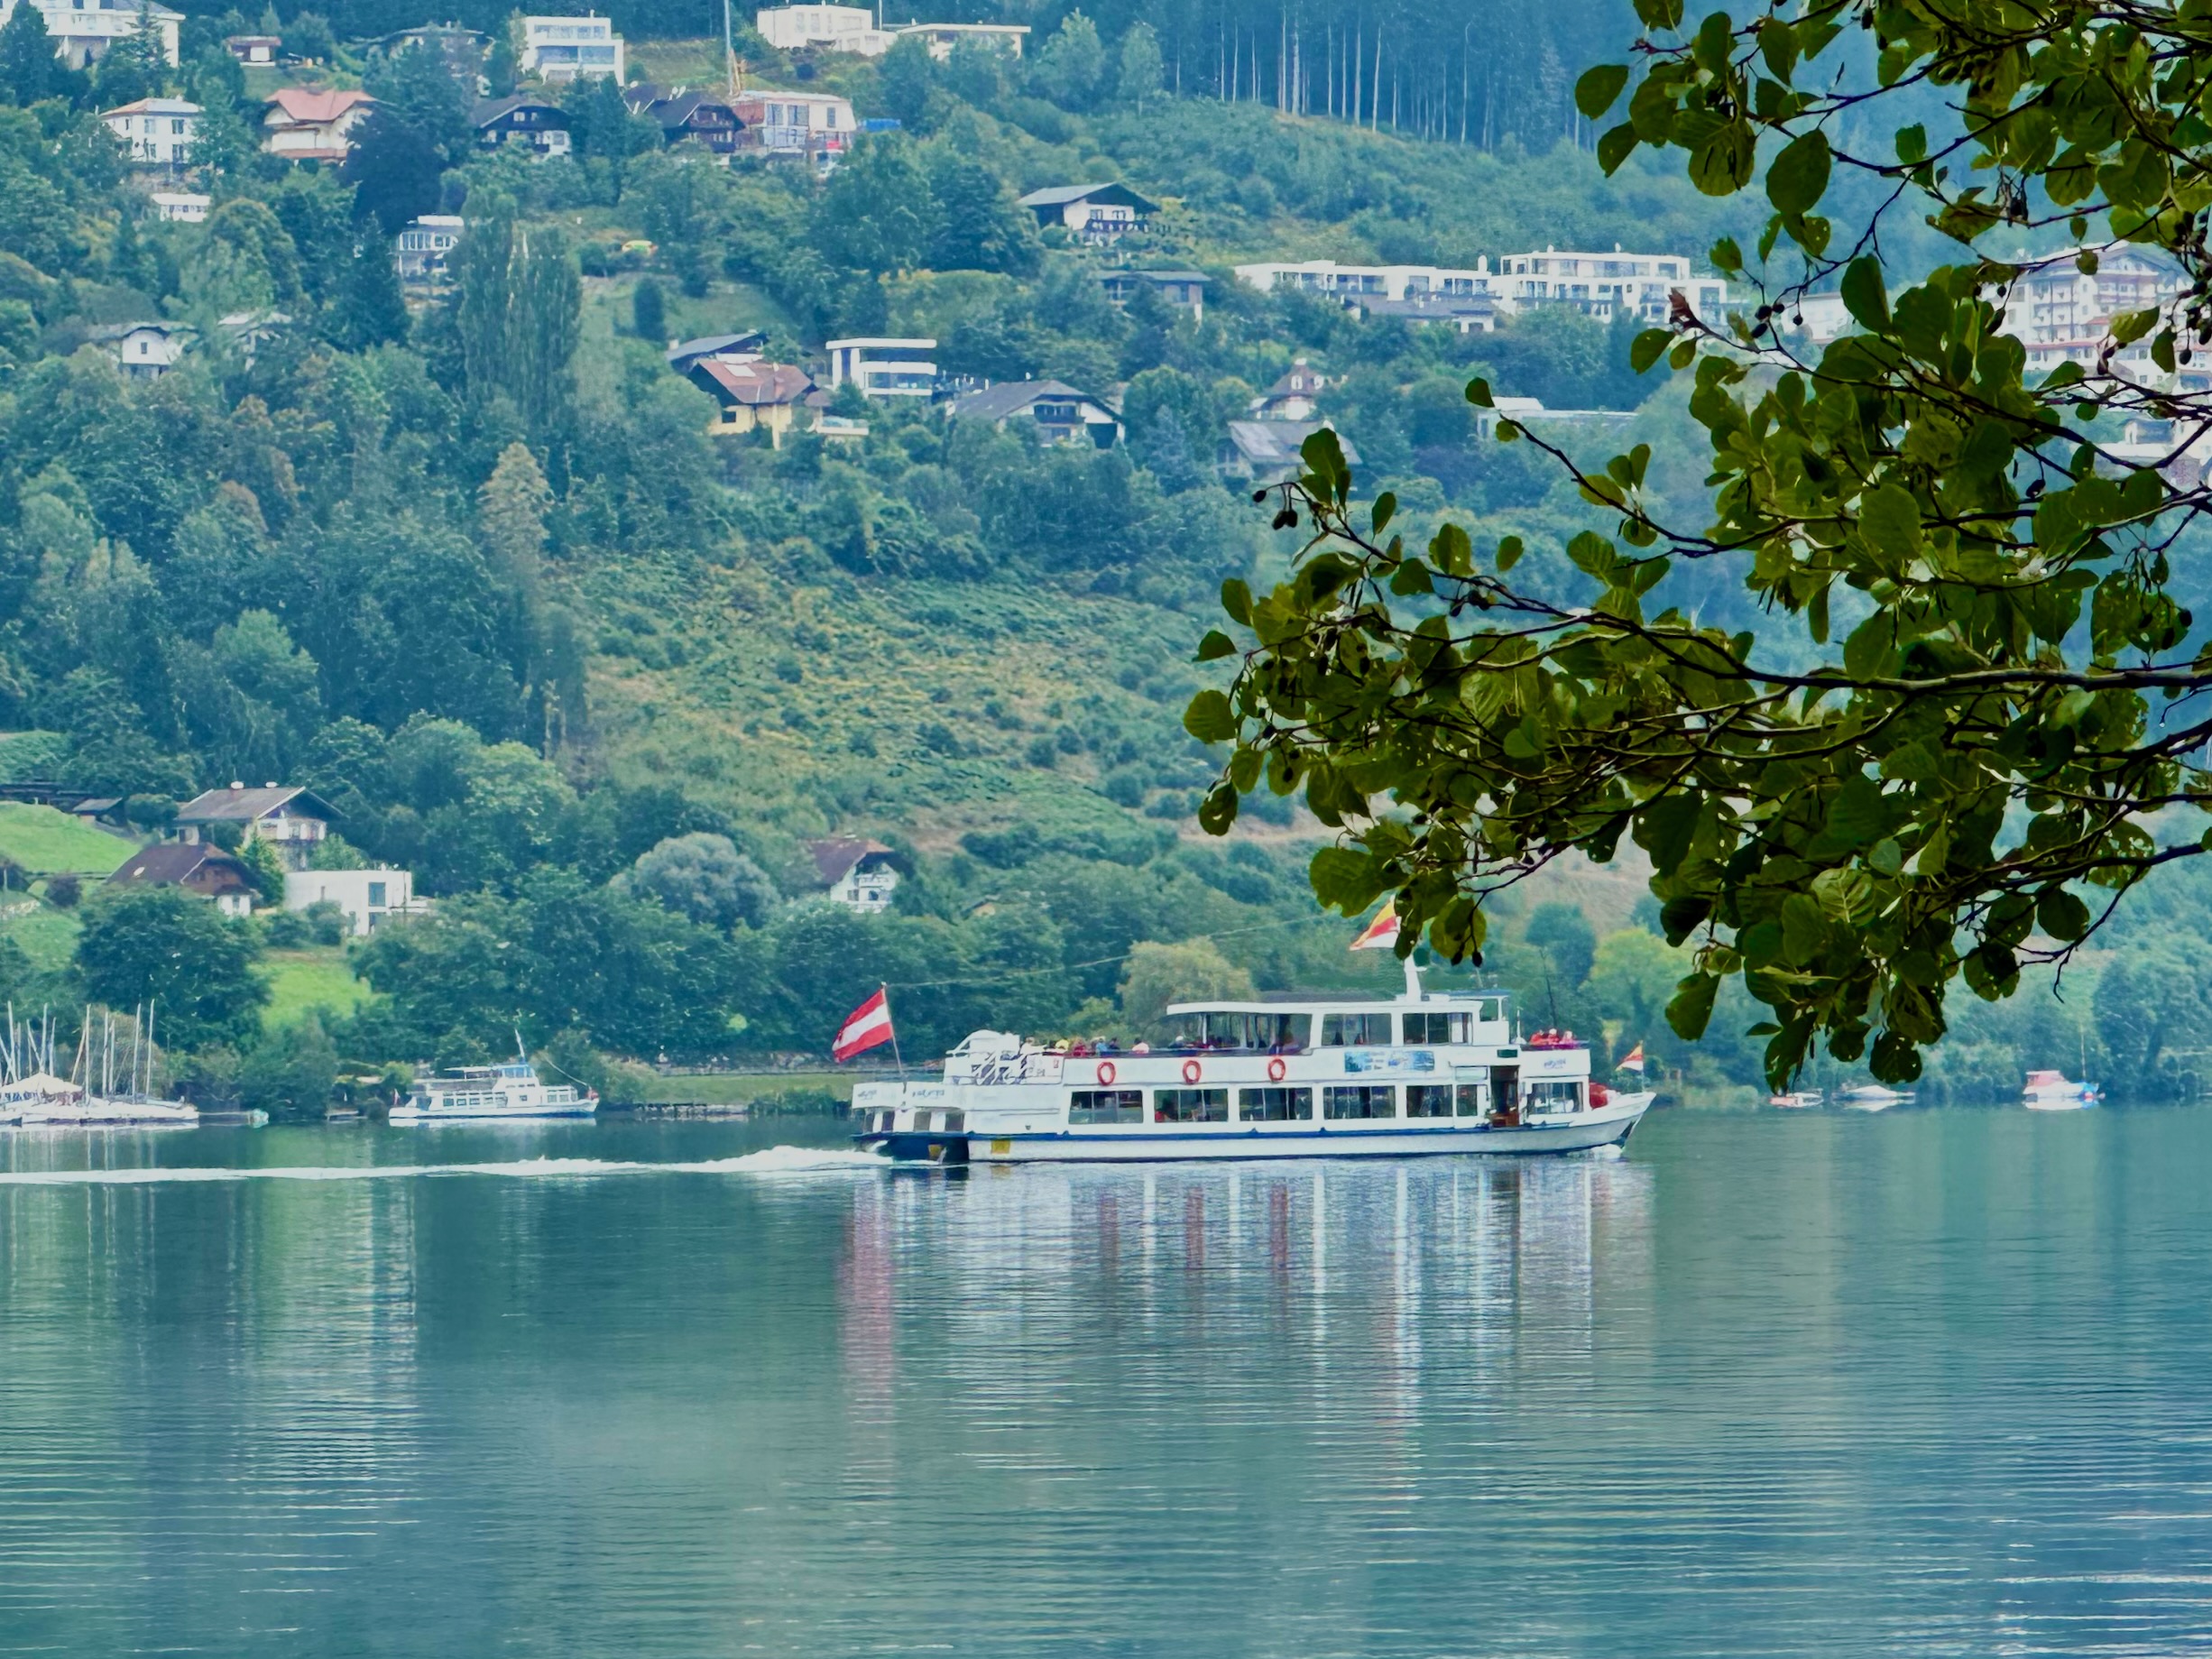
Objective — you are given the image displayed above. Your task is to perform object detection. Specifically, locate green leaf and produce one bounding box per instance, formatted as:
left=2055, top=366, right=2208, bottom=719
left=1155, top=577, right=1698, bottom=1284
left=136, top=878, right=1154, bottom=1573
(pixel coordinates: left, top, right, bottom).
left=1575, top=63, right=1630, bottom=118
left=1463, top=376, right=1496, bottom=408
left=1665, top=972, right=1719, bottom=1040
left=1494, top=535, right=1524, bottom=573
left=1597, top=122, right=1639, bottom=174
left=1894, top=123, right=1926, bottom=163
left=1630, top=327, right=1673, bottom=373
left=1309, top=845, right=1379, bottom=909
left=1219, top=577, right=1253, bottom=625
left=1858, top=483, right=1923, bottom=571
left=1710, top=235, right=1744, bottom=273
left=1194, top=630, right=1236, bottom=662
left=1184, top=689, right=1238, bottom=743
left=2036, top=886, right=2092, bottom=943
left=1196, top=782, right=1239, bottom=835
left=1765, top=129, right=1831, bottom=216
left=1371, top=492, right=1397, bottom=534
left=1840, top=256, right=1892, bottom=333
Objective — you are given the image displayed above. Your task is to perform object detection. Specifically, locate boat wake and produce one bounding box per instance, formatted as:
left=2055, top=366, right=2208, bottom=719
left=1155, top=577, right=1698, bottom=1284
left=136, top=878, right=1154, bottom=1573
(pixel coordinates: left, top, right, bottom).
left=0, top=1147, right=887, bottom=1186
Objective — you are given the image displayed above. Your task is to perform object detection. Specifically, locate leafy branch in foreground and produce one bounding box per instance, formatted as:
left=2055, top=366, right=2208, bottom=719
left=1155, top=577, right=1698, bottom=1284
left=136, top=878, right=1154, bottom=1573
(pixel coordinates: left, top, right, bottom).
left=1190, top=0, right=2212, bottom=1086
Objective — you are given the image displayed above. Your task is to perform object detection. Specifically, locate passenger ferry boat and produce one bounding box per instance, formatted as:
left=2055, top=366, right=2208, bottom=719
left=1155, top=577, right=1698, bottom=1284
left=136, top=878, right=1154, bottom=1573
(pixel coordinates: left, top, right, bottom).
left=391, top=1053, right=596, bottom=1122
left=853, top=970, right=1653, bottom=1164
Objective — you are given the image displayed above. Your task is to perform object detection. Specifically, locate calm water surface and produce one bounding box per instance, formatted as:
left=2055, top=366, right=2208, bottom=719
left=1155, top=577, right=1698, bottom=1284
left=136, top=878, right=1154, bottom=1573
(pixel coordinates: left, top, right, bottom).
left=0, top=1105, right=2207, bottom=1656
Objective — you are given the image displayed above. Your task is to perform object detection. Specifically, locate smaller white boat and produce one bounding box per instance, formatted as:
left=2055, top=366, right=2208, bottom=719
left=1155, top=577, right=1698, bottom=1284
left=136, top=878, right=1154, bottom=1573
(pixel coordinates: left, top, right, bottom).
left=2023, top=1070, right=2100, bottom=1110
left=391, top=1046, right=596, bottom=1122
left=1769, top=1090, right=1822, bottom=1109
left=1838, top=1084, right=1913, bottom=1111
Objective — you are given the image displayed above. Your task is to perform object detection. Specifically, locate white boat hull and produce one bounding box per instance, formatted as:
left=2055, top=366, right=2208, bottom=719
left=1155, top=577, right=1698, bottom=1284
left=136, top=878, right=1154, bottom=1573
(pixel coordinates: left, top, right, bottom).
left=18, top=1100, right=198, bottom=1126
left=390, top=1102, right=597, bottom=1123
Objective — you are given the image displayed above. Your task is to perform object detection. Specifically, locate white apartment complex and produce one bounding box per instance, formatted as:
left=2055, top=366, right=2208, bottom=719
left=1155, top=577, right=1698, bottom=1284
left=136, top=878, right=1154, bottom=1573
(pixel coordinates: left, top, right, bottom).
left=755, top=6, right=1029, bottom=59
left=1235, top=249, right=1729, bottom=325
left=0, top=0, right=180, bottom=67
left=521, top=14, right=623, bottom=81
left=1234, top=258, right=1498, bottom=301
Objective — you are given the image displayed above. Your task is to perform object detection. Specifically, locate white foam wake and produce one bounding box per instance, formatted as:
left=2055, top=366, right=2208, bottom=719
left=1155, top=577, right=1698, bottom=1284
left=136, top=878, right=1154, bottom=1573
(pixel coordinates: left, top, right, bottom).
left=0, top=1146, right=887, bottom=1186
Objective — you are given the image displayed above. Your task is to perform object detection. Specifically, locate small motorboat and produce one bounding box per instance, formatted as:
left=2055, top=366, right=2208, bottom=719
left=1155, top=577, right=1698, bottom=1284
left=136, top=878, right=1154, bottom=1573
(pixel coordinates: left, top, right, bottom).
left=1769, top=1090, right=1822, bottom=1109
left=2023, top=1070, right=2100, bottom=1110
left=1838, top=1084, right=1913, bottom=1111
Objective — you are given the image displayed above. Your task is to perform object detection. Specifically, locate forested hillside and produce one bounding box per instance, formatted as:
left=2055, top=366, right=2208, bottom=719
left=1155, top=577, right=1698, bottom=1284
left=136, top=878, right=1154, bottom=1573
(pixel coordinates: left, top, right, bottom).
left=0, top=0, right=2191, bottom=1108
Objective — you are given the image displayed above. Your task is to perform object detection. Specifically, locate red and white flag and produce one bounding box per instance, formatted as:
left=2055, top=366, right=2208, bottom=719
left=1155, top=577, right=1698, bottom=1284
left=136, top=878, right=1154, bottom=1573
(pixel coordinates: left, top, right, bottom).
left=832, top=988, right=896, bottom=1062
left=1350, top=899, right=1400, bottom=952
left=1618, top=1042, right=1646, bottom=1074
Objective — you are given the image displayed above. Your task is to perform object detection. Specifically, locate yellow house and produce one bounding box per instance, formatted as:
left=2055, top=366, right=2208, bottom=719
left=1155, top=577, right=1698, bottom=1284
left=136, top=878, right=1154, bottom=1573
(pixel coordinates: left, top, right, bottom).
left=687, top=358, right=818, bottom=447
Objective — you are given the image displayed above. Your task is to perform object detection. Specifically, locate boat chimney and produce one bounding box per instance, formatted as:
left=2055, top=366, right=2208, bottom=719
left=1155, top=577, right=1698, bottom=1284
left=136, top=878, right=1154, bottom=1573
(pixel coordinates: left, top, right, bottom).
left=1403, top=955, right=1422, bottom=1000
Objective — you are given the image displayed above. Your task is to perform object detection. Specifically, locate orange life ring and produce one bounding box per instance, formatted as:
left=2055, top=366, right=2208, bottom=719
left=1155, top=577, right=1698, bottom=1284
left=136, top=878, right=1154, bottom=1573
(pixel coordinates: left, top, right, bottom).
left=1267, top=1056, right=1287, bottom=1083
left=1095, top=1060, right=1117, bottom=1085
left=1182, top=1059, right=1203, bottom=1084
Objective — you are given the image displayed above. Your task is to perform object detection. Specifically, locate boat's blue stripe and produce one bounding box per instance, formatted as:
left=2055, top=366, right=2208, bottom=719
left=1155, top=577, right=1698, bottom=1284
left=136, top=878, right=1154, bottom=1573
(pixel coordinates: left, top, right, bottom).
left=944, top=1120, right=1622, bottom=1145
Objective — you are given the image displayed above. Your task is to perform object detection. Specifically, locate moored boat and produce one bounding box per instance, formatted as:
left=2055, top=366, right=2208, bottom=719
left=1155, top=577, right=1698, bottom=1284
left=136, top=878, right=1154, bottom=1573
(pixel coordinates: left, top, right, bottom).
left=853, top=971, right=1652, bottom=1165
left=1838, top=1083, right=1912, bottom=1111
left=391, top=1049, right=597, bottom=1122
left=2023, top=1069, right=2100, bottom=1110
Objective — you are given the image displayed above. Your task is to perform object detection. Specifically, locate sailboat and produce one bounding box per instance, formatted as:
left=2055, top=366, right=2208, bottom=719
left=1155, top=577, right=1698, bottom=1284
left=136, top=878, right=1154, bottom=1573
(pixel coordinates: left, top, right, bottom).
left=18, top=1005, right=198, bottom=1127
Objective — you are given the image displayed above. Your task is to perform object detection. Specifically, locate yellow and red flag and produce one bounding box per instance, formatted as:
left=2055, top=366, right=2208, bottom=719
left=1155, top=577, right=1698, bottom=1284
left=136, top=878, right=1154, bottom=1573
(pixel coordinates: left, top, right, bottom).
left=1350, top=900, right=1400, bottom=952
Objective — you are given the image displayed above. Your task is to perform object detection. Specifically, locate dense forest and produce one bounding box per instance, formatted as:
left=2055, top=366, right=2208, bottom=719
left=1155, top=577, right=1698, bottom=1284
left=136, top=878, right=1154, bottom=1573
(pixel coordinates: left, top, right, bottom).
left=0, top=0, right=2195, bottom=1111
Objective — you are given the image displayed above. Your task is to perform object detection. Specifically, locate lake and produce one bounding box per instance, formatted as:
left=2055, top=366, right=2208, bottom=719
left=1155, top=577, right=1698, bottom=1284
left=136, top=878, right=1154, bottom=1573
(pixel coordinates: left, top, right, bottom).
left=0, top=1103, right=2206, bottom=1657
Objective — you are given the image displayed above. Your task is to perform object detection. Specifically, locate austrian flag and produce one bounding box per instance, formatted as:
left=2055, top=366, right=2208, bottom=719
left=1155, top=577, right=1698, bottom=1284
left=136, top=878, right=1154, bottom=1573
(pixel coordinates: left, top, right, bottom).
left=832, top=988, right=896, bottom=1063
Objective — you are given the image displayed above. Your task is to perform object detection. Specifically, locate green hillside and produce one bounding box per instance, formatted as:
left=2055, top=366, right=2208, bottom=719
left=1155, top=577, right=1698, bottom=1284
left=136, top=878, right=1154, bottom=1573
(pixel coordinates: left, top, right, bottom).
left=0, top=805, right=137, bottom=876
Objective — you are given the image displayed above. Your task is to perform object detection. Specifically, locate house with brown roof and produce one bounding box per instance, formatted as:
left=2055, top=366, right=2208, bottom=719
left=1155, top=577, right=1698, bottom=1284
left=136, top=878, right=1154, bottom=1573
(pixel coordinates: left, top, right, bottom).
left=471, top=94, right=571, bottom=156
left=945, top=379, right=1121, bottom=447
left=173, top=784, right=338, bottom=871
left=807, top=837, right=905, bottom=911
left=1250, top=358, right=1329, bottom=421
left=262, top=88, right=376, bottom=161
left=623, top=84, right=744, bottom=152
left=108, top=843, right=260, bottom=917
left=686, top=357, right=818, bottom=446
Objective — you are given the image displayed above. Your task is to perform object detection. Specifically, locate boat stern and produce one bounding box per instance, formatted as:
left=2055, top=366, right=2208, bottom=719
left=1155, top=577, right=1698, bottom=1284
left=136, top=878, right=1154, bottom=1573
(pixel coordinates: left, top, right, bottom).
left=852, top=1083, right=969, bottom=1165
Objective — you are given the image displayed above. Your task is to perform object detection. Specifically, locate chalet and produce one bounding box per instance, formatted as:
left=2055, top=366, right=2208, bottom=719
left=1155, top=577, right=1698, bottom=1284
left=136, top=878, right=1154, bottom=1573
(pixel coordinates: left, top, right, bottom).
left=2, top=0, right=180, bottom=69
left=262, top=88, right=376, bottom=162
left=809, top=838, right=904, bottom=911
left=666, top=332, right=768, bottom=373
left=1099, top=268, right=1207, bottom=318
left=687, top=358, right=816, bottom=445
left=731, top=90, right=853, bottom=160
left=107, top=843, right=259, bottom=917
left=88, top=320, right=189, bottom=379
left=623, top=85, right=743, bottom=153
left=101, top=97, right=199, bottom=166
left=1249, top=359, right=1328, bottom=421
left=471, top=95, right=571, bottom=156
left=946, top=380, right=1120, bottom=447
left=1018, top=183, right=1157, bottom=243
left=1222, top=420, right=1360, bottom=487
left=397, top=215, right=464, bottom=281
left=223, top=32, right=279, bottom=63
left=173, top=784, right=337, bottom=871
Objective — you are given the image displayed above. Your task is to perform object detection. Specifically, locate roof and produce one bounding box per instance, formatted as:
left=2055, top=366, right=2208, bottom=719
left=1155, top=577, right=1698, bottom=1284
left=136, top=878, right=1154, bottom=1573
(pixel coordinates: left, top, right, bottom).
left=667, top=332, right=767, bottom=367
left=1225, top=420, right=1362, bottom=467
left=808, top=837, right=898, bottom=886
left=1018, top=182, right=1159, bottom=212
left=694, top=359, right=815, bottom=407
left=1102, top=268, right=1208, bottom=285
left=471, top=94, right=567, bottom=125
left=102, top=98, right=203, bottom=116
left=108, top=843, right=254, bottom=892
left=86, top=320, right=189, bottom=341
left=263, top=88, right=376, bottom=125
left=651, top=89, right=740, bottom=126
left=947, top=379, right=1107, bottom=422
left=174, top=785, right=339, bottom=825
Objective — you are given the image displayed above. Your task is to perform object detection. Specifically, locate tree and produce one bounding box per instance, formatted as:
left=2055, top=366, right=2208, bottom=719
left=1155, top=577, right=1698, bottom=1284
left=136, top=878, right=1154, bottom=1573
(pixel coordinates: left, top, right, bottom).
left=75, top=887, right=269, bottom=1051
left=1115, top=21, right=1163, bottom=106
left=364, top=37, right=472, bottom=163
left=1116, top=938, right=1253, bottom=1039
left=485, top=12, right=521, bottom=97
left=1191, top=0, right=2212, bottom=1088
left=336, top=226, right=410, bottom=350
left=878, top=33, right=934, bottom=131
left=631, top=274, right=665, bottom=343
left=91, top=6, right=169, bottom=109
left=814, top=136, right=936, bottom=274
left=454, top=213, right=581, bottom=432
left=238, top=1016, right=339, bottom=1119
left=625, top=833, right=778, bottom=931
left=344, top=110, right=445, bottom=237
left=0, top=1, right=58, bottom=106
left=280, top=12, right=335, bottom=64
left=925, top=152, right=1038, bottom=275
left=1032, top=11, right=1106, bottom=112
left=241, top=834, right=287, bottom=906
left=477, top=440, right=550, bottom=599
left=1525, top=901, right=1596, bottom=990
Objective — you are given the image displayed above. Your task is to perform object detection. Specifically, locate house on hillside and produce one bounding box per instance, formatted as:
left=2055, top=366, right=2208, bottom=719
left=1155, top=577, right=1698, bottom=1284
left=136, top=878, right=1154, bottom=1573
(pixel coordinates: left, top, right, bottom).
left=946, top=380, right=1120, bottom=447
left=623, top=85, right=744, bottom=152
left=151, top=189, right=208, bottom=222
left=397, top=215, right=464, bottom=282
left=471, top=95, right=571, bottom=156
left=173, top=784, right=336, bottom=871
left=894, top=20, right=1028, bottom=59
left=809, top=838, right=904, bottom=911
left=666, top=332, right=768, bottom=373
left=1018, top=183, right=1157, bottom=243
left=1099, top=268, right=1207, bottom=318
left=1346, top=292, right=1498, bottom=333
left=282, top=868, right=420, bottom=935
left=102, top=97, right=199, bottom=166
left=107, top=843, right=259, bottom=917
left=223, top=32, right=279, bottom=63
left=1495, top=246, right=1727, bottom=324
left=754, top=5, right=895, bottom=55
left=366, top=23, right=487, bottom=75
left=687, top=357, right=816, bottom=445
left=1222, top=420, right=1359, bottom=487
left=826, top=337, right=935, bottom=400
left=88, top=320, right=189, bottom=379
left=731, top=89, right=853, bottom=161
left=1249, top=359, right=1328, bottom=421
left=1, top=0, right=180, bottom=68
left=521, top=14, right=624, bottom=81
left=262, top=88, right=376, bottom=161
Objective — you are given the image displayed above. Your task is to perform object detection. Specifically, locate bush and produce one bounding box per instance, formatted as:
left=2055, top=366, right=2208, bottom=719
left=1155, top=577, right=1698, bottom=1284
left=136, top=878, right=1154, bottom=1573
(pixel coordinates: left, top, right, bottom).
left=1101, top=767, right=1147, bottom=807
left=45, top=872, right=78, bottom=908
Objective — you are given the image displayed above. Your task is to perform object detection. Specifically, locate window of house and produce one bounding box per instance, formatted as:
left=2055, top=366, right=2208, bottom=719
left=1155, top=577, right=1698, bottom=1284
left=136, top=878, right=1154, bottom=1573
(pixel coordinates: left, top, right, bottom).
left=1153, top=1089, right=1228, bottom=1123
left=366, top=882, right=386, bottom=907
left=1069, top=1090, right=1143, bottom=1124
left=1321, top=1012, right=1391, bottom=1046
left=1405, top=1085, right=1453, bottom=1119
left=1238, top=1087, right=1312, bottom=1122
left=1406, top=1012, right=1469, bottom=1045
left=1323, top=1085, right=1396, bottom=1120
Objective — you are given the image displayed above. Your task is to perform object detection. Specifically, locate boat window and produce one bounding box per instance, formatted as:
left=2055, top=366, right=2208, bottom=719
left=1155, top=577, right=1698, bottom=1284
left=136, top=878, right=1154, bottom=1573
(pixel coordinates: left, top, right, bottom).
left=1405, top=1084, right=1453, bottom=1118
left=944, top=1111, right=965, bottom=1133
left=1406, top=1012, right=1470, bottom=1045
left=1069, top=1090, right=1144, bottom=1124
left=876, top=1111, right=894, bottom=1132
left=1166, top=1012, right=1310, bottom=1051
left=1154, top=1089, right=1230, bottom=1123
left=1238, top=1087, right=1313, bottom=1122
left=1525, top=1081, right=1583, bottom=1115
left=1323, top=1085, right=1396, bottom=1120
left=1320, top=1012, right=1391, bottom=1046
left=1454, top=1085, right=1487, bottom=1117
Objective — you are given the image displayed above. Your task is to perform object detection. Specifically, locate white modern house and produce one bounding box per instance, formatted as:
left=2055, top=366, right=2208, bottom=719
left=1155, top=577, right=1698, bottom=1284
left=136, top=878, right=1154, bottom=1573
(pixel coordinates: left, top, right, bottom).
left=755, top=5, right=894, bottom=55
left=521, top=14, right=623, bottom=80
left=150, top=189, right=208, bottom=222
left=825, top=337, right=935, bottom=399
left=396, top=214, right=464, bottom=281
left=1234, top=258, right=1498, bottom=302
left=101, top=97, right=198, bottom=166
left=282, top=868, right=420, bottom=935
left=0, top=0, right=180, bottom=68
left=1494, top=246, right=1728, bottom=323
left=895, top=20, right=1028, bottom=59
left=730, top=88, right=853, bottom=159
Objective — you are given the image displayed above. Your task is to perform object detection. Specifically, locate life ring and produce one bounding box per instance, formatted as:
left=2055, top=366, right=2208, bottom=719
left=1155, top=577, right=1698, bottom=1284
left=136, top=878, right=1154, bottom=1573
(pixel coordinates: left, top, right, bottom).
left=1095, top=1060, right=1117, bottom=1086
left=1267, top=1056, right=1287, bottom=1083
left=1182, top=1059, right=1203, bottom=1084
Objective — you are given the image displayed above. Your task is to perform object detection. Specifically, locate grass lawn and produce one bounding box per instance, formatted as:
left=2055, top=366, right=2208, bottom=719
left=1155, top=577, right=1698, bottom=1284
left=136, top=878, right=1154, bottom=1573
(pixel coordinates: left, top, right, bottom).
left=0, top=805, right=138, bottom=876
left=260, top=947, right=371, bottom=1028
left=0, top=905, right=79, bottom=974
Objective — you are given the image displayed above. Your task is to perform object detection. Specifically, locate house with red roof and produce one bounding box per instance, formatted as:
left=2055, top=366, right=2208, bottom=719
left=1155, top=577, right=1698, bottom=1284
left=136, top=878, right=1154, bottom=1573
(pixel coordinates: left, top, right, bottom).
left=262, top=88, right=376, bottom=161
